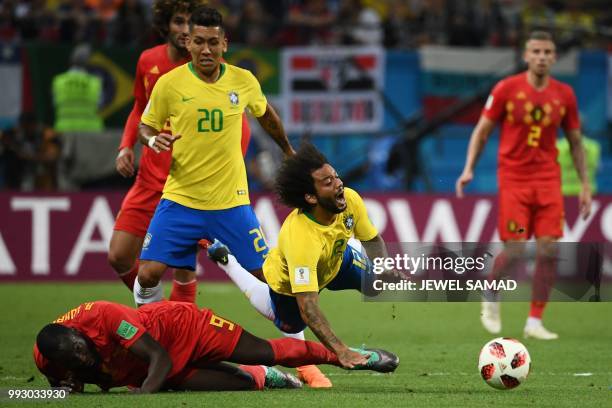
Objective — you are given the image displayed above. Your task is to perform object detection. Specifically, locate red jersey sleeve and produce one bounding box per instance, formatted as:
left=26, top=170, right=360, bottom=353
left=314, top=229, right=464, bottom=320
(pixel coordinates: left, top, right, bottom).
left=119, top=54, right=148, bottom=150
left=482, top=80, right=508, bottom=122
left=97, top=302, right=146, bottom=349
left=562, top=86, right=580, bottom=132
left=240, top=113, right=251, bottom=156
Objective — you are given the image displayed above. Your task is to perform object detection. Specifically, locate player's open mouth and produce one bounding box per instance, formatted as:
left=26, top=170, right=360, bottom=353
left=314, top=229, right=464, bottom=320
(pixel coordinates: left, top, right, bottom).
left=336, top=190, right=346, bottom=207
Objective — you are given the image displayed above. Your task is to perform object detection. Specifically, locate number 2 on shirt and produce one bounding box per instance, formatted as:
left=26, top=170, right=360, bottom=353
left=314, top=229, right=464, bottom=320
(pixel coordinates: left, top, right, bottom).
left=249, top=227, right=268, bottom=253
left=527, top=125, right=541, bottom=147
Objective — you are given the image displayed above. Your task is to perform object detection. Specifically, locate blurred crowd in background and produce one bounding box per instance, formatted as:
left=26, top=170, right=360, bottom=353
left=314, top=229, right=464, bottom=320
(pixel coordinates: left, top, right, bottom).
left=0, top=0, right=610, bottom=193
left=1, top=0, right=610, bottom=49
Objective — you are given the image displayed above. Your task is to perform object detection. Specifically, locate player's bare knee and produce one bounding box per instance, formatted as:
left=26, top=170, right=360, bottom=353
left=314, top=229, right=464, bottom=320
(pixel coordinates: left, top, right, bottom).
left=107, top=251, right=133, bottom=275
left=138, top=265, right=164, bottom=288
left=536, top=238, right=558, bottom=259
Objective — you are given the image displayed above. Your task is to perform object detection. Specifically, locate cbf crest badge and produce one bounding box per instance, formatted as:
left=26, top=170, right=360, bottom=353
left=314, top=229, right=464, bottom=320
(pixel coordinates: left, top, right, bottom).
left=143, top=233, right=152, bottom=249
left=343, top=214, right=354, bottom=230
left=228, top=91, right=239, bottom=106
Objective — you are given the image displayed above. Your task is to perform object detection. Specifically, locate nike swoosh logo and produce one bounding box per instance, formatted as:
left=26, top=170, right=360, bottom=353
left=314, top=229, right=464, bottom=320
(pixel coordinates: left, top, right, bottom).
left=182, top=96, right=195, bottom=102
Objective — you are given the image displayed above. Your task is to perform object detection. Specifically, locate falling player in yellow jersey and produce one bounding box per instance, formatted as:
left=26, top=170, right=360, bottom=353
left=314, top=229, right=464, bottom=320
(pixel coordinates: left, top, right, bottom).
left=135, top=6, right=333, bottom=388
left=205, top=143, right=399, bottom=370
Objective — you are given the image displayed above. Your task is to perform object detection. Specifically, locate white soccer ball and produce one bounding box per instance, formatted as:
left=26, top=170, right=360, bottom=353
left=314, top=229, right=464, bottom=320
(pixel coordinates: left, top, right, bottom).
left=478, top=337, right=531, bottom=390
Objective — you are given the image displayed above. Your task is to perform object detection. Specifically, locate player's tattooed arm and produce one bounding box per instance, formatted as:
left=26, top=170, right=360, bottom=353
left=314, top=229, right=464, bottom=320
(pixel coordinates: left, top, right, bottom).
left=296, top=292, right=369, bottom=368
left=296, top=292, right=345, bottom=352
left=363, top=234, right=388, bottom=263
left=127, top=333, right=172, bottom=393
left=363, top=234, right=404, bottom=281
left=256, top=104, right=296, bottom=156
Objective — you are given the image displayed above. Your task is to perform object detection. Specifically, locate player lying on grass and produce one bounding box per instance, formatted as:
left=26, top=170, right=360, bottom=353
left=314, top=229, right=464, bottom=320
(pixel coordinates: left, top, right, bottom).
left=33, top=300, right=398, bottom=393
left=205, top=143, right=399, bottom=369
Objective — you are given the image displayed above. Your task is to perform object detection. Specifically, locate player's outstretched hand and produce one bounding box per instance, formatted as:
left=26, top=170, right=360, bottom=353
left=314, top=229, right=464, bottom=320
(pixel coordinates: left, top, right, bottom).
left=455, top=170, right=473, bottom=198
left=337, top=348, right=369, bottom=369
left=116, top=147, right=135, bottom=178
left=579, top=185, right=592, bottom=220
left=149, top=133, right=182, bottom=153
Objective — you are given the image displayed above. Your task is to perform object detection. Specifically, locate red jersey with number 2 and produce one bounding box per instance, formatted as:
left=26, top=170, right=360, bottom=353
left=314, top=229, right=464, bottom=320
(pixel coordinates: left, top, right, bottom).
left=482, top=72, right=580, bottom=187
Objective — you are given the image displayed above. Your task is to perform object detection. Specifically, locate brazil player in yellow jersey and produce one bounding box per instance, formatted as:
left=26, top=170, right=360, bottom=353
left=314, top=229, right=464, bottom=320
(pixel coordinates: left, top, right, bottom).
left=206, top=143, right=399, bottom=370
left=135, top=6, right=334, bottom=388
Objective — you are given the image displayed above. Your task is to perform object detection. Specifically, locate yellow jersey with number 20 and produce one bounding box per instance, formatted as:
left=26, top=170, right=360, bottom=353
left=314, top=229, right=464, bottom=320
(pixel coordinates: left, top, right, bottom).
left=263, top=188, right=378, bottom=296
left=141, top=62, right=267, bottom=210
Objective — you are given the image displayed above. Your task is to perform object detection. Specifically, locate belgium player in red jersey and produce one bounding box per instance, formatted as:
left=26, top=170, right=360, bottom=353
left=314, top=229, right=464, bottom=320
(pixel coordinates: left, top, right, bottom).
left=109, top=0, right=252, bottom=302
left=33, top=301, right=398, bottom=393
left=456, top=31, right=592, bottom=340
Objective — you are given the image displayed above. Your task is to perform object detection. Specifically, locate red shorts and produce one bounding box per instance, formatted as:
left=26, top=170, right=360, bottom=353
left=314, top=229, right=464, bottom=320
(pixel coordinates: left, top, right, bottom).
left=498, top=184, right=564, bottom=241
left=166, top=309, right=244, bottom=388
left=114, top=182, right=162, bottom=237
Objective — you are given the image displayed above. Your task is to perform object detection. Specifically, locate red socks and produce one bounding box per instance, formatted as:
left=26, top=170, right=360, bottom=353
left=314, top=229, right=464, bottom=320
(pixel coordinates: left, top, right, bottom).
left=118, top=260, right=139, bottom=291
left=529, top=254, right=556, bottom=318
left=169, top=279, right=197, bottom=303
left=238, top=365, right=266, bottom=390
left=268, top=338, right=339, bottom=367
left=119, top=261, right=197, bottom=303
left=489, top=251, right=509, bottom=281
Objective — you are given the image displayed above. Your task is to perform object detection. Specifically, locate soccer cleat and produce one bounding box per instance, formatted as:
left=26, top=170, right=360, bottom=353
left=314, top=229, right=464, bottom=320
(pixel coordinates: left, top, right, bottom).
left=202, top=239, right=230, bottom=265
left=523, top=324, right=559, bottom=340
left=349, top=347, right=400, bottom=373
left=480, top=301, right=501, bottom=334
left=296, top=365, right=332, bottom=388
left=264, top=366, right=303, bottom=389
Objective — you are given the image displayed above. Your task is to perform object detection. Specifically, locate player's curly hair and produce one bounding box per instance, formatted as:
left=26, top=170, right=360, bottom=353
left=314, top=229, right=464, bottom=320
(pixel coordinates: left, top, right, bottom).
left=275, top=143, right=329, bottom=211
left=153, top=0, right=203, bottom=38
left=36, top=324, right=76, bottom=362
left=189, top=6, right=224, bottom=30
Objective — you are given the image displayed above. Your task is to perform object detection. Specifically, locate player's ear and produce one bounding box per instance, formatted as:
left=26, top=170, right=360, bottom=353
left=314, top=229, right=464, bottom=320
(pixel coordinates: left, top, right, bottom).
left=305, top=193, right=317, bottom=206
left=222, top=36, right=228, bottom=53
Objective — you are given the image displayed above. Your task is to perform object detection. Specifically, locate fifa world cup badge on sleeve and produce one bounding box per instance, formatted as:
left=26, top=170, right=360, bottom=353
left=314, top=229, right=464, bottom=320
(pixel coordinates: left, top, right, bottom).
left=294, top=267, right=310, bottom=285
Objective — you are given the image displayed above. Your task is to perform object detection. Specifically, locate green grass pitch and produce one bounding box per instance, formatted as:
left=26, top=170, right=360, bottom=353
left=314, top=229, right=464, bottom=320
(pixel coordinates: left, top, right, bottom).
left=0, top=282, right=610, bottom=407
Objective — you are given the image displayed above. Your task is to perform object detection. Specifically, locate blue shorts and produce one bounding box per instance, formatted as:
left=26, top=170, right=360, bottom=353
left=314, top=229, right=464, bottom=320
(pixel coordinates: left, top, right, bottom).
left=140, top=199, right=268, bottom=271
left=269, top=244, right=375, bottom=333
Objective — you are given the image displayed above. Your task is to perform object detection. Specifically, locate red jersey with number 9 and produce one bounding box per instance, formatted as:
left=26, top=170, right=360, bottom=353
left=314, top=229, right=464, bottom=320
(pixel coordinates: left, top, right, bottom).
left=482, top=72, right=580, bottom=187
left=33, top=301, right=242, bottom=389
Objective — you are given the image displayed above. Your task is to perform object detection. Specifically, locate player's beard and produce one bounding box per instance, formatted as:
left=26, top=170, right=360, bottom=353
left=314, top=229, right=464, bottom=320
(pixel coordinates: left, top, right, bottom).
left=317, top=194, right=345, bottom=214
left=170, top=33, right=188, bottom=54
